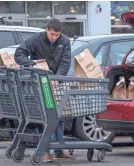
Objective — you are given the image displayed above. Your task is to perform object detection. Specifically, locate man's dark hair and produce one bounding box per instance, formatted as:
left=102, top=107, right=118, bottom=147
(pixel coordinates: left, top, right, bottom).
left=46, top=18, right=63, bottom=32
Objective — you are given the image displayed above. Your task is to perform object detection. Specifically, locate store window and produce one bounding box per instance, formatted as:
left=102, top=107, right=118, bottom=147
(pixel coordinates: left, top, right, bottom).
left=27, top=20, right=50, bottom=29
left=27, top=1, right=52, bottom=18
left=0, top=1, right=25, bottom=13
left=62, top=22, right=83, bottom=37
left=54, top=2, right=86, bottom=15
left=112, top=27, right=134, bottom=33
left=111, top=1, right=134, bottom=25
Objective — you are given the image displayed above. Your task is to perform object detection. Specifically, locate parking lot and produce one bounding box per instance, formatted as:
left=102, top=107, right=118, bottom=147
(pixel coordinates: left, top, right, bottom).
left=0, top=146, right=134, bottom=166
left=0, top=137, right=133, bottom=166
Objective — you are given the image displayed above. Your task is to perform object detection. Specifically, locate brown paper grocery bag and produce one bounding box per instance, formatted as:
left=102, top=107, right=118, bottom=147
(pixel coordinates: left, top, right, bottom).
left=0, top=53, right=49, bottom=70
left=127, top=77, right=134, bottom=99
left=74, top=49, right=104, bottom=78
left=0, top=53, right=19, bottom=68
left=33, top=59, right=49, bottom=70
left=112, top=76, right=127, bottom=99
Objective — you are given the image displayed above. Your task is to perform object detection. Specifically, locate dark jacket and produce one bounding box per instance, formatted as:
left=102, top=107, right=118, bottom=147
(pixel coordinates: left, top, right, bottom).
left=14, top=32, right=71, bottom=75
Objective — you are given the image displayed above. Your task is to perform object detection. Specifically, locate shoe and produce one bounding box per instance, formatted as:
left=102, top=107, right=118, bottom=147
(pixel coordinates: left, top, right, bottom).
left=53, top=153, right=75, bottom=160
left=43, top=154, right=54, bottom=162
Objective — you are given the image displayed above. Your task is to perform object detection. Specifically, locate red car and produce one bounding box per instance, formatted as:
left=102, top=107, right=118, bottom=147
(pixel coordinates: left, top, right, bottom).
left=95, top=12, right=134, bottom=144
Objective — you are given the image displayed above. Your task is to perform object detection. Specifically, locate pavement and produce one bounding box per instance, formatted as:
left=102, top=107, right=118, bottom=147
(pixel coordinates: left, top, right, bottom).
left=0, top=147, right=134, bottom=166
left=0, top=136, right=133, bottom=149
left=0, top=136, right=133, bottom=166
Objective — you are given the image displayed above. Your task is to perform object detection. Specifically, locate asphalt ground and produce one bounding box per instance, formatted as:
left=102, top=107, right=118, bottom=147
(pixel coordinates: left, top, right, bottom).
left=0, top=136, right=133, bottom=166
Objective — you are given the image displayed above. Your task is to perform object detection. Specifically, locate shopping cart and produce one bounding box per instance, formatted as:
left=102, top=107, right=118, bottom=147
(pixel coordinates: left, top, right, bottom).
left=0, top=67, right=26, bottom=159
left=9, top=68, right=112, bottom=164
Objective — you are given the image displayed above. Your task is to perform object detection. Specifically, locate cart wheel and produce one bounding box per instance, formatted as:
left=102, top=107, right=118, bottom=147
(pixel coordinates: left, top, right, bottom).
left=87, top=149, right=94, bottom=161
left=30, top=150, right=43, bottom=165
left=6, top=144, right=13, bottom=158
left=69, top=149, right=74, bottom=155
left=97, top=149, right=105, bottom=162
left=11, top=148, right=24, bottom=163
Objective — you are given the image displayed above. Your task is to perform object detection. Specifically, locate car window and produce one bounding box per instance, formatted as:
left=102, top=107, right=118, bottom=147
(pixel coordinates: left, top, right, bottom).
left=125, top=50, right=134, bottom=64
left=95, top=45, right=107, bottom=65
left=21, top=32, right=37, bottom=40
left=108, top=41, right=134, bottom=66
left=70, top=40, right=89, bottom=51
left=0, top=31, right=16, bottom=49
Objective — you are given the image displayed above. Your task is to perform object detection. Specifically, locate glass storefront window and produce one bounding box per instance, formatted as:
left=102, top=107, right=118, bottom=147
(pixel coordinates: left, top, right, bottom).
left=111, top=1, right=134, bottom=25
left=0, top=1, right=25, bottom=13
left=54, top=2, right=86, bottom=15
left=62, top=22, right=84, bottom=37
left=27, top=20, right=50, bottom=29
left=27, top=1, right=52, bottom=18
left=112, top=27, right=134, bottom=33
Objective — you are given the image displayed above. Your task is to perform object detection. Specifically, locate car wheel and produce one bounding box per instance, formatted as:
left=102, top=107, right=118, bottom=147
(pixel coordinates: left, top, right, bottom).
left=75, top=116, right=115, bottom=143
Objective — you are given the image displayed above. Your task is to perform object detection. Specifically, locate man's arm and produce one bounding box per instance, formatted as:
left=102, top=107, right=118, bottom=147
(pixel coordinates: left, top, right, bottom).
left=56, top=40, right=71, bottom=76
left=14, top=35, right=36, bottom=66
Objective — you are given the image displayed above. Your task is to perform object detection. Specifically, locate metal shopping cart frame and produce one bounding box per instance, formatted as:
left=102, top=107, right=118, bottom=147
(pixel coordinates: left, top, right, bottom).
left=0, top=67, right=26, bottom=159
left=9, top=68, right=112, bottom=165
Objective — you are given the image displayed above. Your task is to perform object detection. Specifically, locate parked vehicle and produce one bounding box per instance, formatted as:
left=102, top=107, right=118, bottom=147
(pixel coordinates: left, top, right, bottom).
left=69, top=34, right=134, bottom=143
left=0, top=25, right=44, bottom=49
left=1, top=31, right=134, bottom=143
left=97, top=46, right=134, bottom=143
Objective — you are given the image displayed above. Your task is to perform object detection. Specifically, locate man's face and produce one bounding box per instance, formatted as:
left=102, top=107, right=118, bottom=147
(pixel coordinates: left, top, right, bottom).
left=46, top=28, right=60, bottom=43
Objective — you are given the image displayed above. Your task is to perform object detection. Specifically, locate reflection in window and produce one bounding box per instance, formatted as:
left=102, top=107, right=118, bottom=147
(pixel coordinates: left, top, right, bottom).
left=21, top=32, right=37, bottom=41
left=27, top=1, right=52, bottom=18
left=108, top=41, right=134, bottom=66
left=70, top=40, right=88, bottom=51
left=112, top=27, right=134, bottom=33
left=7, top=21, right=23, bottom=26
left=111, top=1, right=134, bottom=25
left=126, top=51, right=134, bottom=63
left=28, top=20, right=50, bottom=29
left=0, top=32, right=16, bottom=49
left=0, top=1, right=25, bottom=13
left=62, top=22, right=83, bottom=37
left=54, top=2, right=86, bottom=15
left=95, top=46, right=107, bottom=65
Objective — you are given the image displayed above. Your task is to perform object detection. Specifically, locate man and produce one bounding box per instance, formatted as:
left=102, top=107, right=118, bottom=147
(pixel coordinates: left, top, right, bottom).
left=14, top=19, right=73, bottom=162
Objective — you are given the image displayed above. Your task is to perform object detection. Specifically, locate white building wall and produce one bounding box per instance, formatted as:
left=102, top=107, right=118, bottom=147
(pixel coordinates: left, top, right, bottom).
left=87, top=1, right=111, bottom=35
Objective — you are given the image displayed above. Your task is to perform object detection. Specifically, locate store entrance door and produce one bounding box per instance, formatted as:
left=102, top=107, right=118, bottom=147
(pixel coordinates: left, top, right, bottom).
left=61, top=20, right=85, bottom=38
